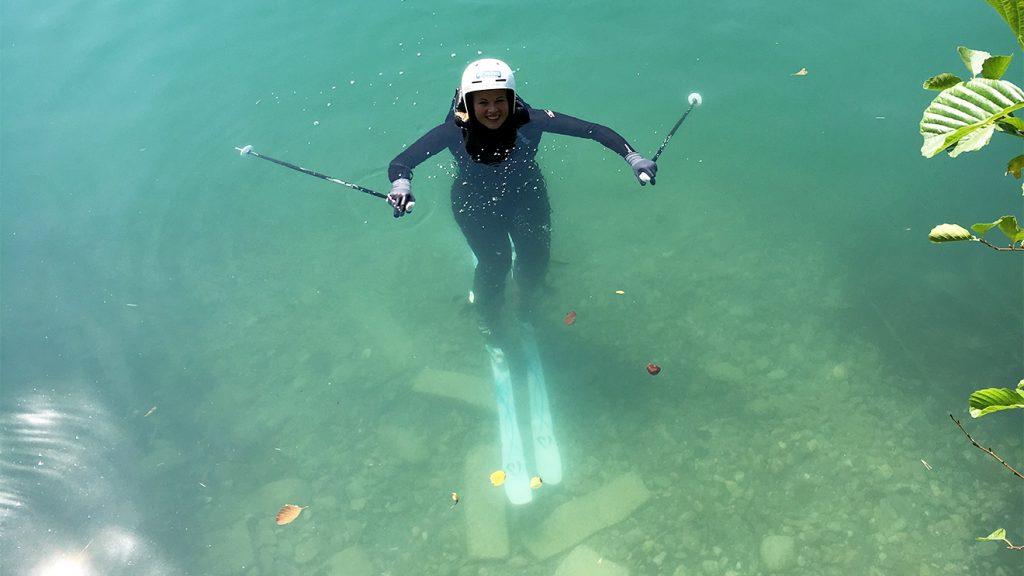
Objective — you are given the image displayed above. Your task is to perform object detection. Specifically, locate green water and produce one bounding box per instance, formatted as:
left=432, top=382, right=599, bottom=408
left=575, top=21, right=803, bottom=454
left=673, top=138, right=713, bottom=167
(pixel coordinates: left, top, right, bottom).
left=2, top=1, right=1022, bottom=574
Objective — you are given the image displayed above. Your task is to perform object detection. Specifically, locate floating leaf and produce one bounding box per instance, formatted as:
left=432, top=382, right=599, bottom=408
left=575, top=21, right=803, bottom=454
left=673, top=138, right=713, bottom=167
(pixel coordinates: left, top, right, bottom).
left=792, top=68, right=808, bottom=76
left=275, top=504, right=306, bottom=525
left=489, top=470, right=507, bottom=487
left=969, top=384, right=1024, bottom=418
left=923, top=73, right=962, bottom=91
left=928, top=223, right=974, bottom=243
left=529, top=476, right=543, bottom=490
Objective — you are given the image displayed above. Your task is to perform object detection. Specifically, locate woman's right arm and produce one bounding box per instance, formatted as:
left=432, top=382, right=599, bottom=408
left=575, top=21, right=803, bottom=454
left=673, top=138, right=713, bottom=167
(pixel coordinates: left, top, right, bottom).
left=386, top=122, right=457, bottom=217
left=388, top=123, right=456, bottom=182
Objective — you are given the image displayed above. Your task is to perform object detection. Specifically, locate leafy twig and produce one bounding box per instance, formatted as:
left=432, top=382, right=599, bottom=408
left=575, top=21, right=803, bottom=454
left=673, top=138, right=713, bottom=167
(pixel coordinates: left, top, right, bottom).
left=977, top=528, right=1024, bottom=550
left=949, top=414, right=1024, bottom=480
left=976, top=237, right=1024, bottom=251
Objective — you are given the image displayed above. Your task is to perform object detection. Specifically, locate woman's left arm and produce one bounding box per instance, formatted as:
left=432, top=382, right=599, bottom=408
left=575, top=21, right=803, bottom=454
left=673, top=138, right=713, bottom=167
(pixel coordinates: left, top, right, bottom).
left=532, top=109, right=657, bottom=185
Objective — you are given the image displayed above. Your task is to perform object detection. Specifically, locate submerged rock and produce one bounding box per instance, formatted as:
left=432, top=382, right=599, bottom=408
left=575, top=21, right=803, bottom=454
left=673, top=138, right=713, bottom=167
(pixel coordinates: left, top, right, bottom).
left=553, top=545, right=628, bottom=576
left=759, top=534, right=796, bottom=573
left=522, top=472, right=651, bottom=559
left=321, top=546, right=374, bottom=576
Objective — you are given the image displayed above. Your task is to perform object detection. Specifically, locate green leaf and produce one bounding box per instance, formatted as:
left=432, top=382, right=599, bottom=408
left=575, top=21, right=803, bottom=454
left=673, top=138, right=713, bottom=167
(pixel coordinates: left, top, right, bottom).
left=920, top=78, right=1024, bottom=157
left=928, top=223, right=975, bottom=243
left=974, top=215, right=1014, bottom=235
left=997, top=117, right=1024, bottom=136
left=1009, top=155, right=1024, bottom=178
left=977, top=528, right=1008, bottom=542
left=950, top=124, right=996, bottom=157
left=972, top=215, right=1024, bottom=243
left=998, top=216, right=1024, bottom=242
left=958, top=46, right=992, bottom=76
left=981, top=54, right=1013, bottom=80
left=984, top=0, right=1024, bottom=51
left=969, top=386, right=1024, bottom=418
left=923, top=73, right=963, bottom=91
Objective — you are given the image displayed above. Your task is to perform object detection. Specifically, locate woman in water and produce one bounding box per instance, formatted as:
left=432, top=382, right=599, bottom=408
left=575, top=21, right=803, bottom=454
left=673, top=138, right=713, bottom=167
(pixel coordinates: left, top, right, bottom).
left=386, top=59, right=656, bottom=342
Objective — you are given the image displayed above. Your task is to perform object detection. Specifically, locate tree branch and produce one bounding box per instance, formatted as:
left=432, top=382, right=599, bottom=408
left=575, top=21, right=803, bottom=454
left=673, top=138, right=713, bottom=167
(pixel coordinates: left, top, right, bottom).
left=976, top=237, right=1024, bottom=251
left=949, top=414, right=1024, bottom=480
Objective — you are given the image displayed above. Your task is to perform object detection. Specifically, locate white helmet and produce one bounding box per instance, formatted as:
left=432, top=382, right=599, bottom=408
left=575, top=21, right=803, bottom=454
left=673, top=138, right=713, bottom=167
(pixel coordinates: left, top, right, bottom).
left=459, top=59, right=516, bottom=112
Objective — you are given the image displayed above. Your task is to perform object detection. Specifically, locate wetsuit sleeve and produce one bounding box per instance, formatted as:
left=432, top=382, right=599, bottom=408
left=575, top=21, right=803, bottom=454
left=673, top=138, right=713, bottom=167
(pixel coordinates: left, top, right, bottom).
left=388, top=123, right=457, bottom=182
left=530, top=108, right=638, bottom=158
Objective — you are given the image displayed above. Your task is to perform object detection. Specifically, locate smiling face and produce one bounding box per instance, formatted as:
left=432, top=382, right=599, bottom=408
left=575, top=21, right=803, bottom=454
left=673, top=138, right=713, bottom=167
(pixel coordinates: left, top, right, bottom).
left=470, top=89, right=510, bottom=129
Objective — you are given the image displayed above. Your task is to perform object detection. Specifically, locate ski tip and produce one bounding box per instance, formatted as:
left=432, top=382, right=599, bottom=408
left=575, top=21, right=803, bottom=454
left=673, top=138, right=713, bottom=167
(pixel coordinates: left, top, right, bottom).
left=506, top=486, right=533, bottom=505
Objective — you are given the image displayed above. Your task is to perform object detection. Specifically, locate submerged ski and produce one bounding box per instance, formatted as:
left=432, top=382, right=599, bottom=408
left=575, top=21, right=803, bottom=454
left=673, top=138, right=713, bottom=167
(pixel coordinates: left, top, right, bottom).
left=521, top=325, right=562, bottom=485
left=486, top=344, right=532, bottom=505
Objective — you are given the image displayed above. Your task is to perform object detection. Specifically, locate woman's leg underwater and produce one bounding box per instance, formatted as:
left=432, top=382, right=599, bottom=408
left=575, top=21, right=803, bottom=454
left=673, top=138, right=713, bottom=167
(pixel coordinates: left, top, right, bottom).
left=509, top=177, right=552, bottom=322
left=453, top=208, right=514, bottom=338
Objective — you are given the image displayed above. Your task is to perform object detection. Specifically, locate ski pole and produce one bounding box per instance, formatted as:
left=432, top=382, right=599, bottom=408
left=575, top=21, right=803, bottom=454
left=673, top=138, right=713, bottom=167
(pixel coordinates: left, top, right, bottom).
left=235, top=144, right=387, bottom=199
left=639, top=92, right=703, bottom=183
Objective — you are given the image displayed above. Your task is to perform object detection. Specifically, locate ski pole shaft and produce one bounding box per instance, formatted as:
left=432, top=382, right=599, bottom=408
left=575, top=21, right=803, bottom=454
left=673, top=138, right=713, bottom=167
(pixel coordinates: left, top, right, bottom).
left=639, top=92, right=702, bottom=183
left=235, top=145, right=387, bottom=199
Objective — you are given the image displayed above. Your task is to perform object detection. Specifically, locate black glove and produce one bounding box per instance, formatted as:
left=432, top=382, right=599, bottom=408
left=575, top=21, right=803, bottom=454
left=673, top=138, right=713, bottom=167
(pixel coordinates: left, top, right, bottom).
left=625, top=152, right=657, bottom=186
left=386, top=178, right=416, bottom=218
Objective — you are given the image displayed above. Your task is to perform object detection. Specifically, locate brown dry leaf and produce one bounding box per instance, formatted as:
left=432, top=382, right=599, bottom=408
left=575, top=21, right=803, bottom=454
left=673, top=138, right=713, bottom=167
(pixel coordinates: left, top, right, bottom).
left=275, top=504, right=306, bottom=525
left=792, top=68, right=808, bottom=76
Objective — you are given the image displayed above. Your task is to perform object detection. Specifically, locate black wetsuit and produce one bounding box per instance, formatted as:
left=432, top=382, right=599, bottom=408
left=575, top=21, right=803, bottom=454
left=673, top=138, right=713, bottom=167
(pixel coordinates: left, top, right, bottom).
left=388, top=95, right=639, bottom=329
